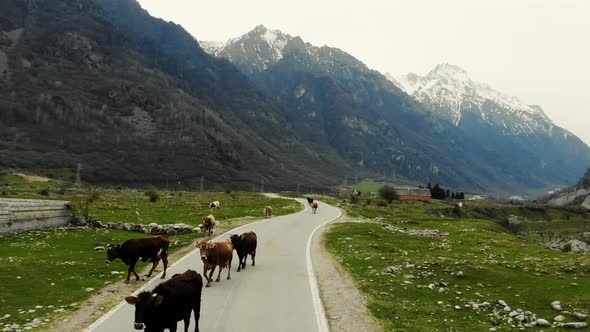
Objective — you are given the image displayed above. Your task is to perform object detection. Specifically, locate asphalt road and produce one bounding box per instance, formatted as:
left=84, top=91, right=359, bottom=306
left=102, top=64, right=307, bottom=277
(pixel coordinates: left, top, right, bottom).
left=84, top=197, right=341, bottom=332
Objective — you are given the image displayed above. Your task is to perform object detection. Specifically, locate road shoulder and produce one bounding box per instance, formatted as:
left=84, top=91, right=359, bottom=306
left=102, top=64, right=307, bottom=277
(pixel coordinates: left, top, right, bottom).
left=312, top=213, right=382, bottom=332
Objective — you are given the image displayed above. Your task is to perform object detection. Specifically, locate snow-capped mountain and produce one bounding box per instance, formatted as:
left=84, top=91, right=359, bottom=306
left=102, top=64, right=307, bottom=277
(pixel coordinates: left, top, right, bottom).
left=390, top=64, right=553, bottom=135
left=201, top=25, right=388, bottom=86
left=202, top=25, right=590, bottom=194
left=202, top=25, right=293, bottom=73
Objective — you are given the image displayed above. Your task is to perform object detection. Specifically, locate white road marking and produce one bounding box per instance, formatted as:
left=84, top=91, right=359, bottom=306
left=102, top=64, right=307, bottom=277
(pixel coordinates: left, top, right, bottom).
left=306, top=203, right=342, bottom=332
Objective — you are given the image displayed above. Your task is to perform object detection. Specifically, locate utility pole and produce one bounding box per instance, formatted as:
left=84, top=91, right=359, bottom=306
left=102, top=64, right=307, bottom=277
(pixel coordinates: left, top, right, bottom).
left=200, top=176, right=204, bottom=192
left=75, top=163, right=82, bottom=186
left=296, top=184, right=300, bottom=193
left=260, top=176, right=264, bottom=193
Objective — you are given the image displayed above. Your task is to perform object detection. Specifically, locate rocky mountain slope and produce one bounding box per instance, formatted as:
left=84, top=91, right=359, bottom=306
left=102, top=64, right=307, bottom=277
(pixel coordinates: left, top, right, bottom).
left=0, top=0, right=350, bottom=189
left=204, top=26, right=590, bottom=193
left=546, top=167, right=590, bottom=209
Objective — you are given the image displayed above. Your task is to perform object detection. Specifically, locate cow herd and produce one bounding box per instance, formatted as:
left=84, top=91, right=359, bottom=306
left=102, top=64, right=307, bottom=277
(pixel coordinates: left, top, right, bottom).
left=105, top=197, right=318, bottom=331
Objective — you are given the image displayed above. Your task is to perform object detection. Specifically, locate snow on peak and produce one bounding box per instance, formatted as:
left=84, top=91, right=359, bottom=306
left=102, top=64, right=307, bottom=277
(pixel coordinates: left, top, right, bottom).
left=390, top=64, right=547, bottom=128
left=199, top=40, right=224, bottom=55
left=428, top=63, right=469, bottom=78
left=258, top=27, right=289, bottom=60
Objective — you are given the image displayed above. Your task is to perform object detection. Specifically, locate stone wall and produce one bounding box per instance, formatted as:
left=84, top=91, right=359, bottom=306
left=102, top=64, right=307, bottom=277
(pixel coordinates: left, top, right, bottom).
left=0, top=198, right=72, bottom=234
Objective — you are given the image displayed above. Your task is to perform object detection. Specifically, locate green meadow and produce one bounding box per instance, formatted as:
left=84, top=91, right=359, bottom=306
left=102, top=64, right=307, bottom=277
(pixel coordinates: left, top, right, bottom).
left=326, top=199, right=590, bottom=331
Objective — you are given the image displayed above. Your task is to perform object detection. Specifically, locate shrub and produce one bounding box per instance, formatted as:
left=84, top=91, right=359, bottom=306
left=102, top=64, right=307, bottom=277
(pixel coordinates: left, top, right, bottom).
left=38, top=189, right=49, bottom=196
left=57, top=188, right=67, bottom=195
left=563, top=242, right=573, bottom=253
left=1, top=191, right=6, bottom=195
left=375, top=198, right=388, bottom=207
left=225, top=188, right=232, bottom=194
left=75, top=192, right=101, bottom=221
left=364, top=198, right=372, bottom=206
left=378, top=185, right=399, bottom=203
left=145, top=187, right=160, bottom=202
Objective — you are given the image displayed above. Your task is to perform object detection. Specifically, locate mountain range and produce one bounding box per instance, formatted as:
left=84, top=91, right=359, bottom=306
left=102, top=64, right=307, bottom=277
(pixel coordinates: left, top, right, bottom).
left=0, top=0, right=588, bottom=194
left=203, top=25, right=590, bottom=193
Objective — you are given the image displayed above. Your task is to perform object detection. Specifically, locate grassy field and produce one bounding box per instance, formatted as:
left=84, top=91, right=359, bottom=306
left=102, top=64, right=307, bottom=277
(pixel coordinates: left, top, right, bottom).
left=1, top=186, right=301, bottom=226
left=351, top=181, right=392, bottom=193
left=0, top=228, right=200, bottom=328
left=326, top=199, right=590, bottom=331
left=0, top=178, right=303, bottom=329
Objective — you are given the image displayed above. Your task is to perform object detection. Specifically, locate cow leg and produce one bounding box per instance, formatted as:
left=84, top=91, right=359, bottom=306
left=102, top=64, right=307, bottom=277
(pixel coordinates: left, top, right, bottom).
left=193, top=296, right=201, bottom=332
left=146, top=257, right=159, bottom=278
left=241, top=254, right=246, bottom=270
left=161, top=252, right=168, bottom=279
left=127, top=259, right=140, bottom=283
left=203, top=266, right=211, bottom=287
left=215, top=266, right=222, bottom=282
left=236, top=253, right=243, bottom=272
left=209, top=266, right=217, bottom=285
left=251, top=250, right=256, bottom=266
left=183, top=313, right=190, bottom=332
left=227, top=258, right=232, bottom=280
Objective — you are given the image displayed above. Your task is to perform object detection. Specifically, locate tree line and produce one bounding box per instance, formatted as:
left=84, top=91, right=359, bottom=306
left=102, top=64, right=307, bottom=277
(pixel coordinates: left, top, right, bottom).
left=426, top=183, right=464, bottom=200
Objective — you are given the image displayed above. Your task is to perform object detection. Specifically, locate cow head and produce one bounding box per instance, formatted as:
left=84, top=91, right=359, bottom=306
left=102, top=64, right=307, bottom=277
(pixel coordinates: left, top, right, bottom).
left=125, top=292, right=163, bottom=330
left=105, top=244, right=120, bottom=263
left=198, top=240, right=216, bottom=261
left=229, top=234, right=239, bottom=247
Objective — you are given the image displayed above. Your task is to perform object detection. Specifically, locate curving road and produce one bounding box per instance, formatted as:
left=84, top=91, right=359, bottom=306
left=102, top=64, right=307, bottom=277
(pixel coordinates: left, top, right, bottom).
left=84, top=197, right=341, bottom=332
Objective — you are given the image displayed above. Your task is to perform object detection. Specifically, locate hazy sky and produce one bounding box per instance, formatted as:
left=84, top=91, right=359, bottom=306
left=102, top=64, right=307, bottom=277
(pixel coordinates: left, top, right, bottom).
left=137, top=0, right=590, bottom=146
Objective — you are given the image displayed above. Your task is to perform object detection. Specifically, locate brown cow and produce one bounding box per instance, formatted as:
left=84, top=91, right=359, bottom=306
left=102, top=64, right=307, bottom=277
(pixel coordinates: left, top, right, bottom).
left=311, top=202, right=318, bottom=214
left=105, top=235, right=169, bottom=284
left=197, top=240, right=233, bottom=287
left=125, top=269, right=202, bottom=332
left=202, top=214, right=216, bottom=237
left=230, top=232, right=257, bottom=272
left=263, top=206, right=272, bottom=218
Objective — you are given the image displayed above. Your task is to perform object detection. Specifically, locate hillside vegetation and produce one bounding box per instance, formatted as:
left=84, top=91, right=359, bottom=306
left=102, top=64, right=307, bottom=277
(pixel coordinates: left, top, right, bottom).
left=0, top=0, right=349, bottom=191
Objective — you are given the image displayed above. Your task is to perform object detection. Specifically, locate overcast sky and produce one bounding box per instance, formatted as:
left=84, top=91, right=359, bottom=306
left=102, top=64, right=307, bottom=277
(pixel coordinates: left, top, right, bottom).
left=137, top=0, right=590, bottom=146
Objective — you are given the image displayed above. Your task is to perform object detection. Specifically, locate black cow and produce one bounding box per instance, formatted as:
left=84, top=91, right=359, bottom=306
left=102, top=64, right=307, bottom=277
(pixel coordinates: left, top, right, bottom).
left=229, top=232, right=257, bottom=272
left=306, top=197, right=314, bottom=206
left=106, top=235, right=169, bottom=283
left=125, top=269, right=203, bottom=332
